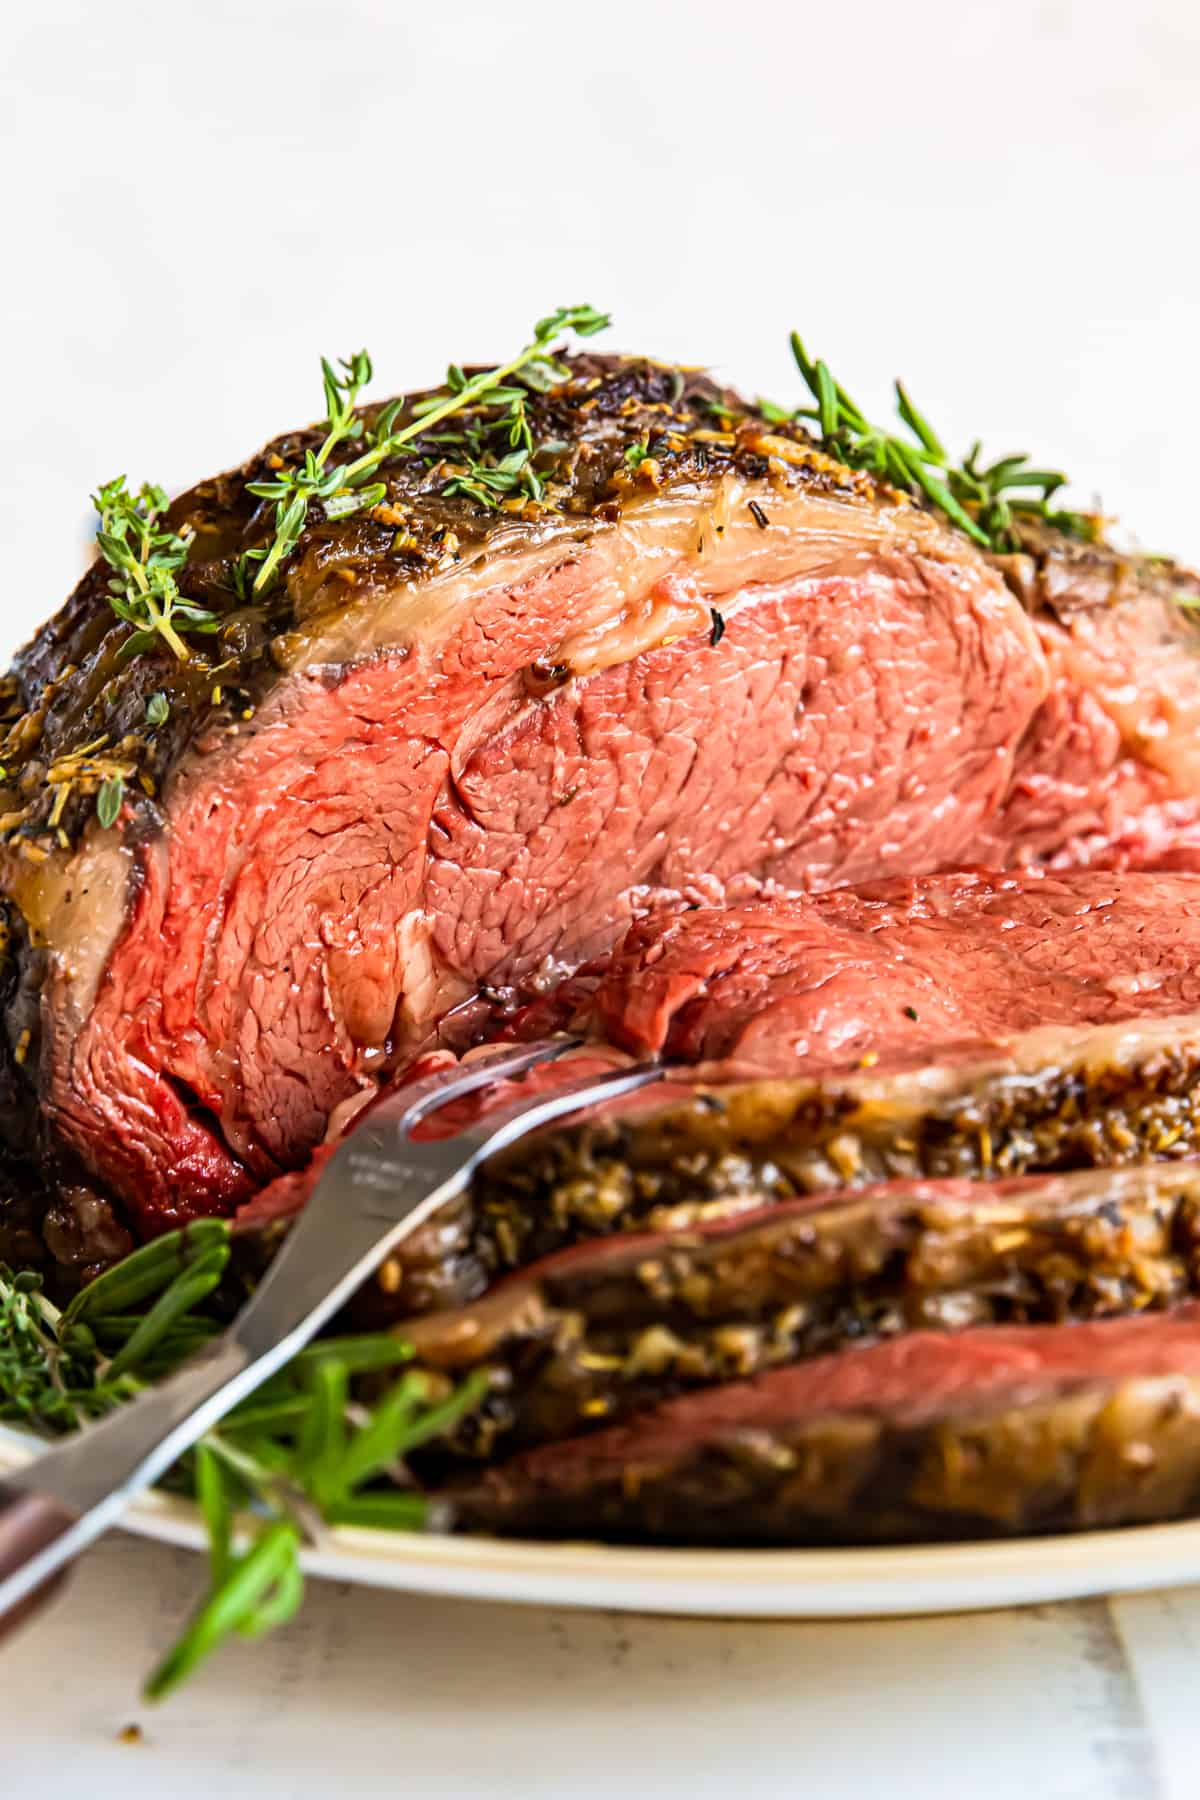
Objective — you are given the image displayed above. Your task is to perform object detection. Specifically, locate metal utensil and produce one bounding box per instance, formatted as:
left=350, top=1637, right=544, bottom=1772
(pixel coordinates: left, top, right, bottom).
left=0, top=1038, right=663, bottom=1636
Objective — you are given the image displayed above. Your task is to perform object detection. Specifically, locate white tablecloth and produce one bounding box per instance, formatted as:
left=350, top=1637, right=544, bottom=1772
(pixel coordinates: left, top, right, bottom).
left=6, top=1533, right=1198, bottom=1798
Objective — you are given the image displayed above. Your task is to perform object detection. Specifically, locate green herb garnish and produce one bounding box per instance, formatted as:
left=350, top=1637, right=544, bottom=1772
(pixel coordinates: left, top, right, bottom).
left=787, top=333, right=1096, bottom=553
left=0, top=1225, right=483, bottom=1701
left=95, top=774, right=124, bottom=830
left=145, top=692, right=170, bottom=726
left=240, top=304, right=611, bottom=596
left=92, top=478, right=221, bottom=661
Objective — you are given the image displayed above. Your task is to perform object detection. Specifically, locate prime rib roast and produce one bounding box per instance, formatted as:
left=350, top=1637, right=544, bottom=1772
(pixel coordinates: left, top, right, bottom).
left=6, top=344, right=1200, bottom=1544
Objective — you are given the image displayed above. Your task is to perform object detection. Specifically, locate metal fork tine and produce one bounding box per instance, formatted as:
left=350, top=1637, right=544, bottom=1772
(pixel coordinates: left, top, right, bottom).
left=370, top=1035, right=583, bottom=1136
left=445, top=1058, right=666, bottom=1171
left=0, top=1043, right=669, bottom=1618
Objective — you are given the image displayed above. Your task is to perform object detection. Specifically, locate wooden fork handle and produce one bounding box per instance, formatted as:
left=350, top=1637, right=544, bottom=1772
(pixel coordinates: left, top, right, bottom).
left=0, top=1484, right=75, bottom=1640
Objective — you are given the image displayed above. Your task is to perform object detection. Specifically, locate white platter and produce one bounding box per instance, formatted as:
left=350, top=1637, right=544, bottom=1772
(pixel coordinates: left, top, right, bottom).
left=5, top=1421, right=1200, bottom=1617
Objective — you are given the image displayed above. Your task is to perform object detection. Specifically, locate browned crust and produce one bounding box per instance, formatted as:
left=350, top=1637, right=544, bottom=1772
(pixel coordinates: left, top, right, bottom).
left=447, top=1367, right=1200, bottom=1544
left=996, top=513, right=1200, bottom=619
left=5, top=350, right=1189, bottom=851
left=0, top=353, right=880, bottom=845
left=400, top=1162, right=1200, bottom=1463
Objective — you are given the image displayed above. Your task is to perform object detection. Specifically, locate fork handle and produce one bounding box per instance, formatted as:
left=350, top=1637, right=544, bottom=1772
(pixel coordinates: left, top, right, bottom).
left=0, top=1484, right=75, bottom=1639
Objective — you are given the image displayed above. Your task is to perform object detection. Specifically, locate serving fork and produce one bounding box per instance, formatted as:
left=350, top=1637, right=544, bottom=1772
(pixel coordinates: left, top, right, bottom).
left=0, top=1038, right=664, bottom=1637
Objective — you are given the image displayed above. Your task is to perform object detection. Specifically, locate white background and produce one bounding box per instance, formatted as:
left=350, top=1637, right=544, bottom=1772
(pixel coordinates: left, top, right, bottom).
left=3, top=2, right=1200, bottom=1791
left=3, top=0, right=1200, bottom=657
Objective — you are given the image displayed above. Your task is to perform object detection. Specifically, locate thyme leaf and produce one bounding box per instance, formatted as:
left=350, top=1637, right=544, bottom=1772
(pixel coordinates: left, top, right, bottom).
left=92, top=478, right=220, bottom=661
left=96, top=774, right=124, bottom=830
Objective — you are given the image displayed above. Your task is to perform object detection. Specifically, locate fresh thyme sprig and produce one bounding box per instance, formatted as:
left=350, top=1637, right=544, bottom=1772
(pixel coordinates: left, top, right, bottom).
left=93, top=478, right=221, bottom=661
left=239, top=304, right=610, bottom=596
left=238, top=351, right=386, bottom=597
left=787, top=333, right=1096, bottom=553
left=0, top=1224, right=484, bottom=1701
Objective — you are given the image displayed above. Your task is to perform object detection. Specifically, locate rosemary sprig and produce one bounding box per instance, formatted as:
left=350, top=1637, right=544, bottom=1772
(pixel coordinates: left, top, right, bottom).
left=0, top=1224, right=484, bottom=1700
left=787, top=333, right=1096, bottom=553
left=240, top=304, right=610, bottom=595
left=92, top=478, right=221, bottom=661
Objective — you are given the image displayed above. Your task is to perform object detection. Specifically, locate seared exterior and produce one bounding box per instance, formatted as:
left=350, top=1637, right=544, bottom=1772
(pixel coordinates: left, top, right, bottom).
left=399, top=1162, right=1200, bottom=1464
left=448, top=1304, right=1200, bottom=1543
left=1, top=367, right=1192, bottom=835
left=0, top=356, right=883, bottom=838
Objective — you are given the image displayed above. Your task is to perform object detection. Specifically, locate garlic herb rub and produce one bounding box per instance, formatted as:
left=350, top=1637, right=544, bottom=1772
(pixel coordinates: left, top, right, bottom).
left=0, top=314, right=1129, bottom=849
left=235, top=303, right=612, bottom=598
left=0, top=315, right=810, bottom=855
left=0, top=306, right=618, bottom=843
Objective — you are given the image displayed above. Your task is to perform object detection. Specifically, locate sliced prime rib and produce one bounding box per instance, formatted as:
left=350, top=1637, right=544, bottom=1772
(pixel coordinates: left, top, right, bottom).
left=2, top=350, right=1200, bottom=1258
left=397, top=1161, right=1200, bottom=1463
left=237, top=865, right=1200, bottom=1321
left=447, top=1303, right=1200, bottom=1543
left=509, top=866, right=1200, bottom=1076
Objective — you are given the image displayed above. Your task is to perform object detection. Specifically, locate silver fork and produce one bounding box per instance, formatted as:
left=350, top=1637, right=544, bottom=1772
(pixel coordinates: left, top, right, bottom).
left=0, top=1037, right=663, bottom=1636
